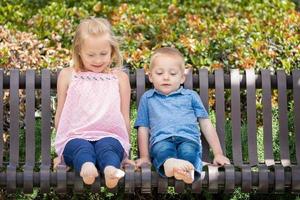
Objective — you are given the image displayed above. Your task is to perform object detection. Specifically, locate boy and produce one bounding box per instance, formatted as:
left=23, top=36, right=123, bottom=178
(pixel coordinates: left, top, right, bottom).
left=134, top=47, right=230, bottom=184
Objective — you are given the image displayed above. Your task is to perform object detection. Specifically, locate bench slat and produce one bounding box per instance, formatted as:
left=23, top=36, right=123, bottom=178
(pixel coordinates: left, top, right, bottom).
left=40, top=69, right=51, bottom=192
left=293, top=70, right=300, bottom=163
left=25, top=70, right=36, bottom=166
left=9, top=69, right=20, bottom=166
left=41, top=69, right=51, bottom=166
left=231, top=69, right=243, bottom=166
left=0, top=70, right=3, bottom=167
left=136, top=69, right=146, bottom=107
left=277, top=70, right=291, bottom=166
left=246, top=69, right=258, bottom=166
left=23, top=70, right=36, bottom=193
left=7, top=69, right=20, bottom=192
left=215, top=69, right=226, bottom=155
left=184, top=68, right=193, bottom=89
left=261, top=70, right=275, bottom=166
left=199, top=69, right=210, bottom=162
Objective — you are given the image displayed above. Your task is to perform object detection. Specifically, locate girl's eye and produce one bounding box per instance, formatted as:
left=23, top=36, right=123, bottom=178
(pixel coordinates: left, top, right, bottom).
left=100, top=52, right=108, bottom=56
left=156, top=72, right=163, bottom=75
left=88, top=54, right=94, bottom=57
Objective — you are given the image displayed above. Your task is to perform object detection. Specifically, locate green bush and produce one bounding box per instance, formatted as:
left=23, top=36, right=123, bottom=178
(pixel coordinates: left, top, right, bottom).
left=1, top=0, right=300, bottom=71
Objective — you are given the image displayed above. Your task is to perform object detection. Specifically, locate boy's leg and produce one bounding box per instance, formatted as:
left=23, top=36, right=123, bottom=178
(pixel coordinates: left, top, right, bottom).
left=94, top=137, right=125, bottom=188
left=150, top=138, right=178, bottom=177
left=176, top=138, right=202, bottom=184
left=63, top=138, right=98, bottom=184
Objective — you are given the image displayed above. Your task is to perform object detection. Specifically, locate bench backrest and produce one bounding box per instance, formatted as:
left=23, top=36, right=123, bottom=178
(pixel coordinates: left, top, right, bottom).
left=0, top=68, right=300, bottom=193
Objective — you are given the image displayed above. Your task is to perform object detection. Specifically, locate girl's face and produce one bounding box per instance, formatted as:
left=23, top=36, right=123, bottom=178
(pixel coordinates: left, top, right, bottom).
left=80, top=34, right=112, bottom=73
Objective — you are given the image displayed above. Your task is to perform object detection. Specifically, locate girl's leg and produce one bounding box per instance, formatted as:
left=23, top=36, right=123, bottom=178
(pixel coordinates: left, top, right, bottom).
left=94, top=137, right=125, bottom=188
left=63, top=138, right=98, bottom=184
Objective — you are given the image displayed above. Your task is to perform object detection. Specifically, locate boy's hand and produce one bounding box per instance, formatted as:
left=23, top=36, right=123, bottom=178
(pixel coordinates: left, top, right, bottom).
left=122, top=158, right=136, bottom=167
left=135, top=157, right=151, bottom=168
left=213, top=154, right=230, bottom=166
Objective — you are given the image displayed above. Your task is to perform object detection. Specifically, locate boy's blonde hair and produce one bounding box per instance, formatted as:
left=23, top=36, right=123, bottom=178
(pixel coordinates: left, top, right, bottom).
left=149, top=47, right=185, bottom=72
left=72, top=17, right=122, bottom=71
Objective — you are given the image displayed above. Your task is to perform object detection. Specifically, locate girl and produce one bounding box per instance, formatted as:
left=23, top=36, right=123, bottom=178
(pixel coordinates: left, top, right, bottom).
left=54, top=17, right=134, bottom=188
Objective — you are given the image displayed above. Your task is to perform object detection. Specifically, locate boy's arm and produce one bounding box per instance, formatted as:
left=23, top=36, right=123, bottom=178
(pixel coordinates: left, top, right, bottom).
left=136, top=126, right=151, bottom=167
left=199, top=118, right=230, bottom=165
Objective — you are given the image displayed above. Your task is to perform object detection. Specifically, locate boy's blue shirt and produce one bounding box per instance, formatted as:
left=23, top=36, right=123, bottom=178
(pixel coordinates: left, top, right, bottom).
left=134, top=86, right=209, bottom=148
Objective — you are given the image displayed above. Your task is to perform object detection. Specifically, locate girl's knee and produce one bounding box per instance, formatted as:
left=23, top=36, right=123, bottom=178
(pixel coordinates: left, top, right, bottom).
left=95, top=137, right=123, bottom=152
left=64, top=139, right=94, bottom=159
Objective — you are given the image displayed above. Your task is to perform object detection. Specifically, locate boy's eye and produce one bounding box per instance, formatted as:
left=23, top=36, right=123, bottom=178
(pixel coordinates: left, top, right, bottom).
left=100, top=52, right=108, bottom=56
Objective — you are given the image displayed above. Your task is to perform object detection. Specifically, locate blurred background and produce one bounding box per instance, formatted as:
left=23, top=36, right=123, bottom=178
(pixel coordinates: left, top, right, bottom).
left=1, top=0, right=300, bottom=72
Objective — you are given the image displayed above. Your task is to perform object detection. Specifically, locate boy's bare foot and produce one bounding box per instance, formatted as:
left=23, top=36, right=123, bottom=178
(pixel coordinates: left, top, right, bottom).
left=172, top=159, right=194, bottom=184
left=80, top=162, right=99, bottom=185
left=174, top=168, right=194, bottom=184
left=104, top=166, right=125, bottom=188
left=163, top=158, right=178, bottom=177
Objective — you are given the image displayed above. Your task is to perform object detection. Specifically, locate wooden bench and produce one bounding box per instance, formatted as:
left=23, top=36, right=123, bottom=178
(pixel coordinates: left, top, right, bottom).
left=0, top=68, right=299, bottom=194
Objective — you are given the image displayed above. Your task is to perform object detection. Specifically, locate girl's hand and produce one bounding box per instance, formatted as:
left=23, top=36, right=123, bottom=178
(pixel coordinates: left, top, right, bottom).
left=53, top=156, right=70, bottom=171
left=135, top=157, right=151, bottom=168
left=53, top=156, right=62, bottom=170
left=122, top=158, right=136, bottom=167
left=213, top=154, right=230, bottom=166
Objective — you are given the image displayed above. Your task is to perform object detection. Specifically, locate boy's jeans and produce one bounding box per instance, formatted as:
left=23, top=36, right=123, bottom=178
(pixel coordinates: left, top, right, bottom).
left=63, top=137, right=124, bottom=173
left=150, top=136, right=202, bottom=180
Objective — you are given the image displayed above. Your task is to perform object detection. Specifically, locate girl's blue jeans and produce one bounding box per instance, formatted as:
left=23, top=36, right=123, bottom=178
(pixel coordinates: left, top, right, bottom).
left=150, top=136, right=202, bottom=180
left=63, top=137, right=124, bottom=173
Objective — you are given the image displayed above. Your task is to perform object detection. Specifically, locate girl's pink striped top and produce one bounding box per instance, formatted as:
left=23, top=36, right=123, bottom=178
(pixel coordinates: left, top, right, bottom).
left=54, top=70, right=130, bottom=158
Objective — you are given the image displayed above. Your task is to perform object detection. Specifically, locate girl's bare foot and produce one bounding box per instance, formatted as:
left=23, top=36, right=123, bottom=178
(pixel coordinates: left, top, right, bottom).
left=104, top=166, right=125, bottom=188
left=80, top=162, right=99, bottom=185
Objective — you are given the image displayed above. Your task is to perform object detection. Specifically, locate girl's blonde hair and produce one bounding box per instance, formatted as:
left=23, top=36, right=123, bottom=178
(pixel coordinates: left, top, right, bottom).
left=149, top=47, right=185, bottom=72
left=72, top=17, right=122, bottom=71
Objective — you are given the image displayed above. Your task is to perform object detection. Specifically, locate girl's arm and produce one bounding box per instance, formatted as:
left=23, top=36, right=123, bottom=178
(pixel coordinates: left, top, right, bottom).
left=116, top=70, right=131, bottom=137
left=199, top=118, right=230, bottom=165
left=53, top=67, right=72, bottom=169
left=116, top=70, right=136, bottom=166
left=54, top=67, right=72, bottom=130
left=136, top=126, right=151, bottom=167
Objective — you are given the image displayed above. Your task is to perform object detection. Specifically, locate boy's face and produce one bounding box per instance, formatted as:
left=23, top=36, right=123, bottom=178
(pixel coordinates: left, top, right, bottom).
left=149, top=55, right=185, bottom=95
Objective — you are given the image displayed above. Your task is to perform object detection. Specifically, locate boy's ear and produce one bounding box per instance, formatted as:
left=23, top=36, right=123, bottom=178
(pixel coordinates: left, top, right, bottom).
left=148, top=72, right=153, bottom=83
left=181, top=73, right=186, bottom=84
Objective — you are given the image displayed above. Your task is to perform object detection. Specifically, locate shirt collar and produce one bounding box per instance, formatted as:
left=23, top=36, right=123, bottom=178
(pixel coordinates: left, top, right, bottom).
left=146, top=86, right=186, bottom=97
